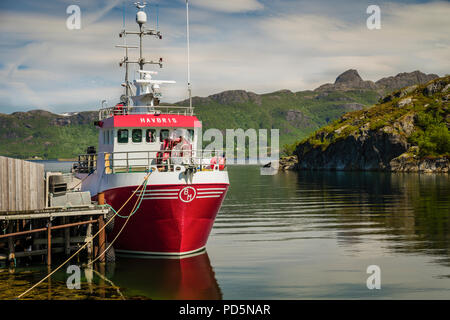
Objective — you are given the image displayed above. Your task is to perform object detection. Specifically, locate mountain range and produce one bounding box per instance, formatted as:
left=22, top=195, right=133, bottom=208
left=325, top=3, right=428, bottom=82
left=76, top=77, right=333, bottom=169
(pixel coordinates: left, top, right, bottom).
left=0, top=70, right=440, bottom=159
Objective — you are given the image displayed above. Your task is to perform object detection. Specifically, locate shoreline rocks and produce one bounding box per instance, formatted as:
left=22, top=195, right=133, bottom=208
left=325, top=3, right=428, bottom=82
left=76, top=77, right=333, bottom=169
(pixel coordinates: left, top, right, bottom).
left=389, top=154, right=449, bottom=173
left=279, top=153, right=449, bottom=173
left=279, top=156, right=298, bottom=171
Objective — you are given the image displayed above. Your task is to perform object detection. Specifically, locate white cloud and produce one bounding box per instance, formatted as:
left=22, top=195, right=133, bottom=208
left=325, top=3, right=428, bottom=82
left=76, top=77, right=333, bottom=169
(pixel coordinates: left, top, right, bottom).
left=190, top=0, right=264, bottom=13
left=0, top=0, right=449, bottom=113
left=256, top=1, right=450, bottom=81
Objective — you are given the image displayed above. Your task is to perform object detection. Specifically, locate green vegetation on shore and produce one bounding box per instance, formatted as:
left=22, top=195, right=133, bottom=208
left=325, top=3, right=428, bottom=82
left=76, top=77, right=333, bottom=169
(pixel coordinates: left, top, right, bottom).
left=295, top=76, right=450, bottom=160
left=0, top=110, right=98, bottom=159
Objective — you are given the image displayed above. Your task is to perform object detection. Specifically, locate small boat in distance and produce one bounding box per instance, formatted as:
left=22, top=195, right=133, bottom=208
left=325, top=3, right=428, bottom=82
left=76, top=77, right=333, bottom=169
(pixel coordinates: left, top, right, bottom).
left=73, top=2, right=229, bottom=257
left=260, top=160, right=279, bottom=175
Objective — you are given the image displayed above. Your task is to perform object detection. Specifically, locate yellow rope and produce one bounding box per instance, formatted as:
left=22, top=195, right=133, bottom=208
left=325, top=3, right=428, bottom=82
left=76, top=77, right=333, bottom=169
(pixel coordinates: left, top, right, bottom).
left=17, top=172, right=152, bottom=299
left=92, top=268, right=125, bottom=300
left=86, top=179, right=144, bottom=266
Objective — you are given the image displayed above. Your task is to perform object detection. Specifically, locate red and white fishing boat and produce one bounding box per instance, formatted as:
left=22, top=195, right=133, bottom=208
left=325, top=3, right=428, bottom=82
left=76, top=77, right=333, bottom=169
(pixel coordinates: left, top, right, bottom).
left=74, top=2, right=229, bottom=256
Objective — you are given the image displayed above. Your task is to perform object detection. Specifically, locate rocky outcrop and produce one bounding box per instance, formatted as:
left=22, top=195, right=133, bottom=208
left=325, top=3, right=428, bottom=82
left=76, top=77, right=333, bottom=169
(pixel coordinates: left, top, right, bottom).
left=294, top=76, right=450, bottom=173
left=315, top=69, right=377, bottom=92
left=376, top=71, right=439, bottom=92
left=177, top=90, right=262, bottom=106
left=390, top=153, right=449, bottom=173
left=295, top=128, right=409, bottom=171
left=285, top=110, right=313, bottom=128
left=1, top=110, right=97, bottom=127
left=209, top=90, right=262, bottom=106
left=279, top=156, right=298, bottom=171
left=315, top=69, right=439, bottom=94
left=50, top=112, right=97, bottom=126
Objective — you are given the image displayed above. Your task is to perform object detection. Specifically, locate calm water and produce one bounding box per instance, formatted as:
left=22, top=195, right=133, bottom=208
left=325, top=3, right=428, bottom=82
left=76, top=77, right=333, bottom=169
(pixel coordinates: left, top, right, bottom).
left=2, top=164, right=450, bottom=299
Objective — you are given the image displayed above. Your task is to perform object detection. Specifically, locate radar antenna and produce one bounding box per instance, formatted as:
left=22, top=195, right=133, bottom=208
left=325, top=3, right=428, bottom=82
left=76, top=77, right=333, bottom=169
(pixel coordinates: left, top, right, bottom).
left=118, top=1, right=163, bottom=75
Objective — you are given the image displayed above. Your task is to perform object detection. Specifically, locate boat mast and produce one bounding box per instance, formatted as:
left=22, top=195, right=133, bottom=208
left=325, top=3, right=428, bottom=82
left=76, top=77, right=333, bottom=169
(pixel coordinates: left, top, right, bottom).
left=137, top=2, right=145, bottom=72
left=117, top=44, right=138, bottom=100
left=118, top=2, right=163, bottom=95
left=186, top=0, right=193, bottom=115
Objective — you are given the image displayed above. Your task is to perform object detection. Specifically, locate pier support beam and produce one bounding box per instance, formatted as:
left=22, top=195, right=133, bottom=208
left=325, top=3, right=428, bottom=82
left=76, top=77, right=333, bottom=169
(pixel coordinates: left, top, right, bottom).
left=7, top=222, right=15, bottom=268
left=63, top=217, right=70, bottom=256
left=47, top=219, right=52, bottom=266
left=86, top=217, right=93, bottom=262
left=97, top=193, right=106, bottom=263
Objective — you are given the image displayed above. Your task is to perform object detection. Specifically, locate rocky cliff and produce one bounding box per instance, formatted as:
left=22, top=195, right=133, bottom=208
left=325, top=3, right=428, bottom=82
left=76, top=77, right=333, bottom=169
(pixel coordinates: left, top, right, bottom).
left=294, top=76, right=450, bottom=173
left=314, top=69, right=438, bottom=94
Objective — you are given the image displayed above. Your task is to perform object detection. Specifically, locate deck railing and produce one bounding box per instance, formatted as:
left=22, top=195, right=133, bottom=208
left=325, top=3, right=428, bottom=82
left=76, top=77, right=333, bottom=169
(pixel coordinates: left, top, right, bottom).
left=73, top=150, right=226, bottom=174
left=99, top=105, right=193, bottom=120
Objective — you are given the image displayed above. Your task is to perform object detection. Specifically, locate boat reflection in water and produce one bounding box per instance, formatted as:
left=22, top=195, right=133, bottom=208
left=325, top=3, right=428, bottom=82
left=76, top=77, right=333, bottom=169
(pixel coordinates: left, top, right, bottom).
left=108, top=251, right=222, bottom=300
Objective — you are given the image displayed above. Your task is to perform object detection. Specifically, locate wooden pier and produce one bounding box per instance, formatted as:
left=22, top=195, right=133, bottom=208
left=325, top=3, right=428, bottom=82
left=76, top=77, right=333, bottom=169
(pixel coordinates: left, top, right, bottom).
left=0, top=157, right=110, bottom=268
left=0, top=156, right=45, bottom=212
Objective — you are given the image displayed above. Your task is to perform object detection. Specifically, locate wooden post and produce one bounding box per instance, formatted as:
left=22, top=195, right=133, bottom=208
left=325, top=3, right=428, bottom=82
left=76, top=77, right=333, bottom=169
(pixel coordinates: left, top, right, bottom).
left=47, top=219, right=52, bottom=266
left=98, top=262, right=106, bottom=298
left=98, top=192, right=106, bottom=263
left=7, top=222, right=15, bottom=268
left=47, top=265, right=52, bottom=299
left=85, top=265, right=94, bottom=294
left=86, top=216, right=93, bottom=262
left=63, top=217, right=70, bottom=256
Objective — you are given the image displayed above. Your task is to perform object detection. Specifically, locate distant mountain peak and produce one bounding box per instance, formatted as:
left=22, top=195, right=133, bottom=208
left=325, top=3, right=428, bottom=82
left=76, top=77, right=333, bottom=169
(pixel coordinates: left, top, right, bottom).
left=315, top=69, right=439, bottom=93
left=334, top=69, right=363, bottom=85
left=209, top=90, right=261, bottom=105
left=315, top=69, right=376, bottom=92
left=375, top=70, right=439, bottom=91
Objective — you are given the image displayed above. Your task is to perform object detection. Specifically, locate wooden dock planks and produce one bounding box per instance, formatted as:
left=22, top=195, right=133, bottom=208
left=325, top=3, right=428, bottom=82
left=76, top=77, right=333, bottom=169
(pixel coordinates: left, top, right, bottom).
left=0, top=156, right=45, bottom=212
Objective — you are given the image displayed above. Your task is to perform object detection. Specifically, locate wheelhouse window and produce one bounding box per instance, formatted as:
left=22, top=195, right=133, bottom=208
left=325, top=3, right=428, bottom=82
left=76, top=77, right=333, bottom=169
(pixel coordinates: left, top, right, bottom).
left=160, top=129, right=169, bottom=141
left=118, top=129, right=129, bottom=143
left=188, top=129, right=194, bottom=141
left=146, top=129, right=156, bottom=143
left=132, top=129, right=142, bottom=143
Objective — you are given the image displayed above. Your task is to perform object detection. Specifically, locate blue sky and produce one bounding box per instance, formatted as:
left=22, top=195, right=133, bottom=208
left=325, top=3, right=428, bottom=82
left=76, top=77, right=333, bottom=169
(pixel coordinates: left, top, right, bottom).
left=0, top=0, right=449, bottom=113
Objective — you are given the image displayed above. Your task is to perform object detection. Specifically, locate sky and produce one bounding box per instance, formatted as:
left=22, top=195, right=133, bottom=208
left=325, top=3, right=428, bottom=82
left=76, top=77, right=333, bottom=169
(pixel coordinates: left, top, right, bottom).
left=0, top=0, right=449, bottom=114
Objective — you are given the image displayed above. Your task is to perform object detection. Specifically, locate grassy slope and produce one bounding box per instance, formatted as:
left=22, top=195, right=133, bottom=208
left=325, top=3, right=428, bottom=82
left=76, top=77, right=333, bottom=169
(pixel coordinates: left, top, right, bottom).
left=0, top=113, right=98, bottom=159
left=296, top=76, right=450, bottom=159
left=0, top=89, right=378, bottom=159
left=193, top=89, right=378, bottom=150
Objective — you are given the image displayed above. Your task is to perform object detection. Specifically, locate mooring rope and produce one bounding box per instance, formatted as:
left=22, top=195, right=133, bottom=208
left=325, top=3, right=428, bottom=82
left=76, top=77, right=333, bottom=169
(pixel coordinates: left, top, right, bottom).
left=16, top=172, right=152, bottom=299
left=86, top=177, right=149, bottom=266
left=92, top=268, right=126, bottom=300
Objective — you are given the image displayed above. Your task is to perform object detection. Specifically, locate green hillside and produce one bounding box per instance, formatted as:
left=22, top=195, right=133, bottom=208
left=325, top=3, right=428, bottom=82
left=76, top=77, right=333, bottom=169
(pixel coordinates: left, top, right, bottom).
left=0, top=70, right=439, bottom=159
left=0, top=111, right=98, bottom=159
left=0, top=89, right=377, bottom=159
left=185, top=89, right=378, bottom=148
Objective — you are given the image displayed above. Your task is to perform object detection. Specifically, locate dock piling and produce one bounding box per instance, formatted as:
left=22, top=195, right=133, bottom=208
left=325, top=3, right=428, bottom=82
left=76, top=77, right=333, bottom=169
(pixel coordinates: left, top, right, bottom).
left=63, top=217, right=70, bottom=256
left=7, top=222, right=15, bottom=268
left=47, top=219, right=52, bottom=266
left=87, top=217, right=93, bottom=262
left=97, top=192, right=106, bottom=263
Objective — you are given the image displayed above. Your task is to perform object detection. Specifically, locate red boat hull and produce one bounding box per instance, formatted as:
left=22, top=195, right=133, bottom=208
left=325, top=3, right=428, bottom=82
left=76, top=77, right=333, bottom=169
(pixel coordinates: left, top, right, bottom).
left=101, top=183, right=228, bottom=255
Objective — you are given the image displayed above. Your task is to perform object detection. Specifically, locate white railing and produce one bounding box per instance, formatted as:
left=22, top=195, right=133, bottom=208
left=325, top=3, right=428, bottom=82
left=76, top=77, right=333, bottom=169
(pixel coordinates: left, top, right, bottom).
left=74, top=150, right=226, bottom=174
left=99, top=105, right=193, bottom=120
